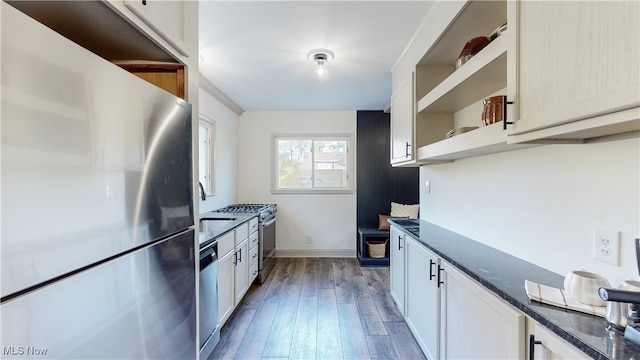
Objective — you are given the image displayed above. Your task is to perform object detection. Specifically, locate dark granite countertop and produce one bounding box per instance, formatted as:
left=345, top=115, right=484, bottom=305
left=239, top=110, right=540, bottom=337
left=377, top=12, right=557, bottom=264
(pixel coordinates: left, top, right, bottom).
left=198, top=212, right=257, bottom=249
left=389, top=219, right=639, bottom=360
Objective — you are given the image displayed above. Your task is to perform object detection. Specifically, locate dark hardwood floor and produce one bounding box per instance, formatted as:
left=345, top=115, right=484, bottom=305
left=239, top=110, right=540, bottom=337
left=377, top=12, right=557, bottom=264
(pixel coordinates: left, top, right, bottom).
left=209, top=258, right=426, bottom=360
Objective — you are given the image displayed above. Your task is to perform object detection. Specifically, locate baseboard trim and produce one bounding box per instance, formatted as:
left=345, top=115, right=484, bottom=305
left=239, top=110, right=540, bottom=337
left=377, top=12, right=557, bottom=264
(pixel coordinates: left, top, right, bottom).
left=276, top=249, right=356, bottom=258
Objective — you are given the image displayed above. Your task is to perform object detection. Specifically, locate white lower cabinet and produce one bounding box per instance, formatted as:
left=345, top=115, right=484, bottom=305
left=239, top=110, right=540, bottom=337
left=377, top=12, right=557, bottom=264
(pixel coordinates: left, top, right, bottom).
left=217, top=223, right=251, bottom=327
left=405, top=237, right=440, bottom=359
left=440, top=260, right=525, bottom=359
left=403, top=235, right=526, bottom=359
left=528, top=320, right=587, bottom=360
left=390, top=226, right=406, bottom=315
left=217, top=231, right=236, bottom=326
left=234, top=238, right=249, bottom=304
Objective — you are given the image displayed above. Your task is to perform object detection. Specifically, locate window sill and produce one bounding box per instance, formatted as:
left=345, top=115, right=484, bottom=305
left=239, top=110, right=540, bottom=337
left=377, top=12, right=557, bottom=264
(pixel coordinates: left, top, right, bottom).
left=270, top=189, right=355, bottom=195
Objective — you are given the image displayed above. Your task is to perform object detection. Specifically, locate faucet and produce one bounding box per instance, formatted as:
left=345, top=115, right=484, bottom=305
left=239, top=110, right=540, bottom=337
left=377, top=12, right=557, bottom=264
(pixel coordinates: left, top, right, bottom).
left=199, top=182, right=206, bottom=201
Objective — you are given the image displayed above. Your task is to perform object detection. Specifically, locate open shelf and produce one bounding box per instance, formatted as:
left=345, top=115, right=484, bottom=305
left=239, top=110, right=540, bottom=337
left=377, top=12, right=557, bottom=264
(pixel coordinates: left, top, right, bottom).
left=417, top=122, right=536, bottom=162
left=418, top=33, right=508, bottom=113
left=357, top=227, right=390, bottom=267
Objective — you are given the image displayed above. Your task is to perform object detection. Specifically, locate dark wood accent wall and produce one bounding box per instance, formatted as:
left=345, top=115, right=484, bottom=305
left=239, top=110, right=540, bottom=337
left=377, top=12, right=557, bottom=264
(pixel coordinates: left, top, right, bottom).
left=356, top=111, right=419, bottom=228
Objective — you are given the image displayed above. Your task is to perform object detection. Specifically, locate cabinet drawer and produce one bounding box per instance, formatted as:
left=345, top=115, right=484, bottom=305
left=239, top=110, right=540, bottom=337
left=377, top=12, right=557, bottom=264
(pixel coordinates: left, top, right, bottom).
left=249, top=244, right=259, bottom=267
left=249, top=261, right=259, bottom=283
left=217, top=231, right=235, bottom=257
left=249, top=231, right=259, bottom=249
left=249, top=217, right=259, bottom=234
left=235, top=223, right=249, bottom=244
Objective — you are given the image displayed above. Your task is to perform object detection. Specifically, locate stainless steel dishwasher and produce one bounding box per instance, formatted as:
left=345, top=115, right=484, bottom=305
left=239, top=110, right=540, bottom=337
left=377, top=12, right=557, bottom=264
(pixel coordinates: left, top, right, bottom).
left=199, top=240, right=220, bottom=360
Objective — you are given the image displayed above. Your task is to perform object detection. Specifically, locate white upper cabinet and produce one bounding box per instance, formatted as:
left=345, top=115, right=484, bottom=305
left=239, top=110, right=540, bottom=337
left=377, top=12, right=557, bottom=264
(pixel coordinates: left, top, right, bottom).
left=391, top=0, right=639, bottom=165
left=414, top=0, right=535, bottom=163
left=390, top=76, right=415, bottom=165
left=509, top=0, right=640, bottom=142
left=123, top=0, right=189, bottom=57
left=393, top=0, right=536, bottom=165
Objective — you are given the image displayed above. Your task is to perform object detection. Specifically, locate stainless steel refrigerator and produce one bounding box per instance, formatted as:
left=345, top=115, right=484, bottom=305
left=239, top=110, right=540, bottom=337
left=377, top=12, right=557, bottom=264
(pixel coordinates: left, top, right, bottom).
left=1, top=3, right=197, bottom=359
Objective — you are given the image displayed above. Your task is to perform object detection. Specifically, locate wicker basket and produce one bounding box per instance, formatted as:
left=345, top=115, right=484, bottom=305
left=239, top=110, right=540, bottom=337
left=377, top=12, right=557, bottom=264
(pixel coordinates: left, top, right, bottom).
left=366, top=239, right=388, bottom=258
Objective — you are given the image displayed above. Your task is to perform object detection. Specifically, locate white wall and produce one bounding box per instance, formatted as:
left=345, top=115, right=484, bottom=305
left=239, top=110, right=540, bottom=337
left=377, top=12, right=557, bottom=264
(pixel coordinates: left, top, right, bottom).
left=420, top=138, right=640, bottom=287
left=198, top=89, right=240, bottom=213
left=238, top=111, right=357, bottom=257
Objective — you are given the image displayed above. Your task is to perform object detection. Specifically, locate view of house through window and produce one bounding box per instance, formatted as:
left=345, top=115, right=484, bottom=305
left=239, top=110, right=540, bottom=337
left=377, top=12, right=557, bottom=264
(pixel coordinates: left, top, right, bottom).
left=274, top=135, right=352, bottom=192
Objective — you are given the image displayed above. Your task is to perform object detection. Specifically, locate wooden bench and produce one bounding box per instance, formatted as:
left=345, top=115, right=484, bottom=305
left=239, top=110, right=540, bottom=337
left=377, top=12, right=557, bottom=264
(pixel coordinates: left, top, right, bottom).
left=356, top=227, right=390, bottom=266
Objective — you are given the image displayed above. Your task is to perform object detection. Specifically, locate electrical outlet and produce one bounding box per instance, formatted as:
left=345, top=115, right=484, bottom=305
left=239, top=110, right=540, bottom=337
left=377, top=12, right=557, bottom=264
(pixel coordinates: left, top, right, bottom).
left=307, top=236, right=313, bottom=244
left=425, top=180, right=431, bottom=194
left=593, top=228, right=620, bottom=266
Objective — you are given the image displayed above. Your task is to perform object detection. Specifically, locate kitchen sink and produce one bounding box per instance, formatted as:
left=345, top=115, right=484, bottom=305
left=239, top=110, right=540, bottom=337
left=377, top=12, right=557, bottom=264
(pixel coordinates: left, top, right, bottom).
left=199, top=218, right=236, bottom=232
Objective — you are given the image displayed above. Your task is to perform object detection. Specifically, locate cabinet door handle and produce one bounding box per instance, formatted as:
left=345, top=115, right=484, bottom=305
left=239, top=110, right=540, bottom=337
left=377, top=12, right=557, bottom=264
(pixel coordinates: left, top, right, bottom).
left=429, top=259, right=436, bottom=280
left=437, top=265, right=445, bottom=287
left=238, top=248, right=242, bottom=263
left=398, top=236, right=403, bottom=250
left=405, top=142, right=411, bottom=157
left=502, top=97, right=515, bottom=130
left=142, top=0, right=147, bottom=5
left=529, top=334, right=543, bottom=359
left=234, top=251, right=238, bottom=266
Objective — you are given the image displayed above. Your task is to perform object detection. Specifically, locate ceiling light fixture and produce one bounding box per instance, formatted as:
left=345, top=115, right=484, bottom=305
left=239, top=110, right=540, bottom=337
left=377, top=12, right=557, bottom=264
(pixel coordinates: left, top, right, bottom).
left=307, top=49, right=334, bottom=80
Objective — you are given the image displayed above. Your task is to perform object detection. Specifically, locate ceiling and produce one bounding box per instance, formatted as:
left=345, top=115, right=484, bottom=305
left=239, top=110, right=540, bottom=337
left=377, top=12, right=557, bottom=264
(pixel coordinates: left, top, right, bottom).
left=199, top=1, right=434, bottom=112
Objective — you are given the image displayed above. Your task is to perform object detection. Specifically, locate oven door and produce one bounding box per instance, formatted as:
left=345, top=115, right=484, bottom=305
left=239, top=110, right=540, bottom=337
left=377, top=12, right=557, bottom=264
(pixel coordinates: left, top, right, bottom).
left=260, top=217, right=276, bottom=263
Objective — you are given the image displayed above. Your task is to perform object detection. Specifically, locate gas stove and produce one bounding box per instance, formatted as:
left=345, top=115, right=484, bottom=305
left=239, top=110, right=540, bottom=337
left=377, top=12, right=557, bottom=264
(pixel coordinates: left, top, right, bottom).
left=214, top=203, right=278, bottom=284
left=214, top=203, right=276, bottom=221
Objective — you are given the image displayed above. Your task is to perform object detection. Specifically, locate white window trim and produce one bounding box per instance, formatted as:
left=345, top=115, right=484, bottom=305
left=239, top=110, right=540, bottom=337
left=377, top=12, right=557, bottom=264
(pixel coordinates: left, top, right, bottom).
left=271, top=133, right=355, bottom=194
left=199, top=115, right=216, bottom=196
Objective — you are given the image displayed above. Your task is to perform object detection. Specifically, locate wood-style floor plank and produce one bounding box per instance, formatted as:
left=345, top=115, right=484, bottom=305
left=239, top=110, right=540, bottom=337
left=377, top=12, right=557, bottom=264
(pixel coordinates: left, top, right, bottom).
left=345, top=257, right=363, bottom=277
left=372, top=293, right=404, bottom=322
left=316, top=288, right=343, bottom=360
left=211, top=257, right=424, bottom=360
left=333, top=260, right=354, bottom=304
left=232, top=301, right=279, bottom=360
left=261, top=259, right=294, bottom=304
left=362, top=268, right=389, bottom=296
left=351, top=275, right=369, bottom=297
left=300, top=258, right=319, bottom=296
left=338, top=303, right=370, bottom=360
left=262, top=284, right=302, bottom=358
left=317, top=257, right=335, bottom=289
left=385, top=321, right=426, bottom=360
left=208, top=308, right=256, bottom=360
left=288, top=257, right=307, bottom=285
left=356, top=295, right=388, bottom=336
left=365, top=335, right=400, bottom=359
left=289, top=295, right=318, bottom=359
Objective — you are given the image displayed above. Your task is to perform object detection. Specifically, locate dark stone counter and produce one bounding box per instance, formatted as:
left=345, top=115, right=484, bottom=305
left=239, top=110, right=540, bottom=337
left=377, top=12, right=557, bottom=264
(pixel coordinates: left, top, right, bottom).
left=198, top=212, right=257, bottom=249
left=389, top=219, right=639, bottom=360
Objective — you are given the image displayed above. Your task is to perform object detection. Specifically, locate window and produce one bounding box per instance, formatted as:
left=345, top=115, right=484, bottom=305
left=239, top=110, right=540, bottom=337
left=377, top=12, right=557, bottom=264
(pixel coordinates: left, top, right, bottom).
left=199, top=115, right=216, bottom=195
left=273, top=134, right=354, bottom=193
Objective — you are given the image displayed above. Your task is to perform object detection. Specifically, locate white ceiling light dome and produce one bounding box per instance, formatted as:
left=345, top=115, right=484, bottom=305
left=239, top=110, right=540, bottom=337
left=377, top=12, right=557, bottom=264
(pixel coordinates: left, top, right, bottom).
left=307, top=48, right=335, bottom=79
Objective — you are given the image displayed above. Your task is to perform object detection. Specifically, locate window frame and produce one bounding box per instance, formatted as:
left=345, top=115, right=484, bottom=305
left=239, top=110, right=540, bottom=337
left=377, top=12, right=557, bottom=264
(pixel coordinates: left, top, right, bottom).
left=271, top=133, right=355, bottom=194
left=198, top=115, right=216, bottom=196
